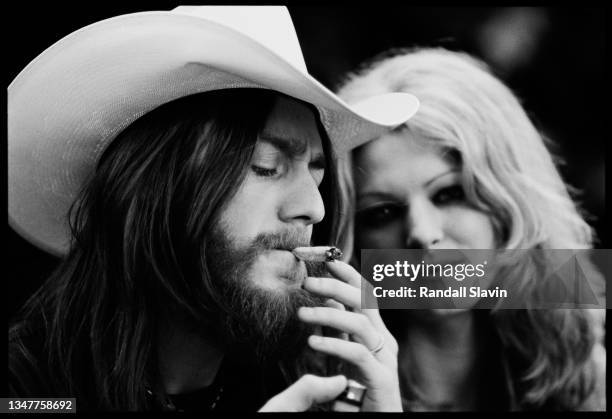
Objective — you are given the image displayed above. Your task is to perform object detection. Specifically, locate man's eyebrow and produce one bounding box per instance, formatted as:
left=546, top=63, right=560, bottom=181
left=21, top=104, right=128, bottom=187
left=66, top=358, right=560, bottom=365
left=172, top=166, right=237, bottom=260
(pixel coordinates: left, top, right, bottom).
left=259, top=132, right=309, bottom=158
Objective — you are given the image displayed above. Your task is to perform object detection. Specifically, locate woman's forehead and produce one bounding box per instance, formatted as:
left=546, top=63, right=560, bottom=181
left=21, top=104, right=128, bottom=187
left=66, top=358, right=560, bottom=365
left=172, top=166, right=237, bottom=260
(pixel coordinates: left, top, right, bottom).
left=354, top=132, right=458, bottom=191
left=356, top=132, right=447, bottom=169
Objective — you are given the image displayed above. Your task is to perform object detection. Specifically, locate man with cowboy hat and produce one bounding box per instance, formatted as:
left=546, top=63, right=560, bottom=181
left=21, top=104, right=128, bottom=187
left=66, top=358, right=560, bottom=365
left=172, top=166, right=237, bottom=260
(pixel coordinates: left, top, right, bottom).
left=8, top=6, right=418, bottom=411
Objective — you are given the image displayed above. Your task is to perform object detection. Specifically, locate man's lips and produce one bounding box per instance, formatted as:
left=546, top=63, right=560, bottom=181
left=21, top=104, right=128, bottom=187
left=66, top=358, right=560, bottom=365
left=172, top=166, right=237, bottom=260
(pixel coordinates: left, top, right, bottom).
left=267, top=248, right=296, bottom=258
left=259, top=249, right=307, bottom=284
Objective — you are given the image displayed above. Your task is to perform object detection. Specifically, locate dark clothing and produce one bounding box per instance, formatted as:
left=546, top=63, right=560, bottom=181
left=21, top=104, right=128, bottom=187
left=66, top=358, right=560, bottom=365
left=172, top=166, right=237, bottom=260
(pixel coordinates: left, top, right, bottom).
left=146, top=353, right=289, bottom=412
left=8, top=320, right=289, bottom=412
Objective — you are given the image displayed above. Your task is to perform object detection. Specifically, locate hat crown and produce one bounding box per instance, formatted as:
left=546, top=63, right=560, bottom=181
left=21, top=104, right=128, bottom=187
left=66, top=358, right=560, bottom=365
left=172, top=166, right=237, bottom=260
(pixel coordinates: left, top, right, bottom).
left=172, top=6, right=308, bottom=73
left=9, top=5, right=418, bottom=256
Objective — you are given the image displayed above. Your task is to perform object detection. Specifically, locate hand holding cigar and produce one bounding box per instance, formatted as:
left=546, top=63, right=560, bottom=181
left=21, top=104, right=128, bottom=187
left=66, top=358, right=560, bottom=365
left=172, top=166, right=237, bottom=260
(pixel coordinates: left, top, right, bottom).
left=295, top=250, right=403, bottom=412
left=292, top=245, right=364, bottom=411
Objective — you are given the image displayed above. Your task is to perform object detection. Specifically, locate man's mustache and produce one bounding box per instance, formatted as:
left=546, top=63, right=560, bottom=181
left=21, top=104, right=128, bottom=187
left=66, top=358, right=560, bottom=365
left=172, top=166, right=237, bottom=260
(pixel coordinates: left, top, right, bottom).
left=251, top=229, right=311, bottom=252
left=250, top=230, right=328, bottom=277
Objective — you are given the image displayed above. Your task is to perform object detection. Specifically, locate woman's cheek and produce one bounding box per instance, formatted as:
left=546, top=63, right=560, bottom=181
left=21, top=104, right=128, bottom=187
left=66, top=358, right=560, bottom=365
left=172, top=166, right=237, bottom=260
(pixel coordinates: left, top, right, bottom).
left=444, top=206, right=496, bottom=249
left=357, top=223, right=404, bottom=249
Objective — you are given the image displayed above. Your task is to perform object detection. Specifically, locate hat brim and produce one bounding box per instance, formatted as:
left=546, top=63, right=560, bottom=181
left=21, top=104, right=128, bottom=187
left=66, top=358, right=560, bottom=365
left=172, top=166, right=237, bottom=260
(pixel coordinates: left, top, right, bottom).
left=9, top=10, right=419, bottom=255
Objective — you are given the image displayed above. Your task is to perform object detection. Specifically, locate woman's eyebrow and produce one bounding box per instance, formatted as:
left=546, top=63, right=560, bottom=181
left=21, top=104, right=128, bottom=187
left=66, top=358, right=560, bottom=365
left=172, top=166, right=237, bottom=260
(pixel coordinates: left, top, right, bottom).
left=357, top=191, right=398, bottom=202
left=424, top=169, right=459, bottom=187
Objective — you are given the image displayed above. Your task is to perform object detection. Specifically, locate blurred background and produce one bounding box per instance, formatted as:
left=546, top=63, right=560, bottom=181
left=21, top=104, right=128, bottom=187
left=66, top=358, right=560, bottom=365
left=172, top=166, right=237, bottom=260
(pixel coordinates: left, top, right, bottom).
left=7, top=4, right=606, bottom=317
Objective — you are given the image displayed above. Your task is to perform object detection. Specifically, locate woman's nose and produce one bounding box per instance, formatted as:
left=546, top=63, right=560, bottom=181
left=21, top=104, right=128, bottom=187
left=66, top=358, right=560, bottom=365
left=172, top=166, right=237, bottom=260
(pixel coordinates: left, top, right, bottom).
left=404, top=199, right=443, bottom=249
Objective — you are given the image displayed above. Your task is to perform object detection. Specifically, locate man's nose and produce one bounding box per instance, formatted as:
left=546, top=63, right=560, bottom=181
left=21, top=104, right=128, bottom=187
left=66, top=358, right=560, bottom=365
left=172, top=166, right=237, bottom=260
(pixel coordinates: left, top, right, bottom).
left=404, top=199, right=443, bottom=249
left=279, top=172, right=325, bottom=227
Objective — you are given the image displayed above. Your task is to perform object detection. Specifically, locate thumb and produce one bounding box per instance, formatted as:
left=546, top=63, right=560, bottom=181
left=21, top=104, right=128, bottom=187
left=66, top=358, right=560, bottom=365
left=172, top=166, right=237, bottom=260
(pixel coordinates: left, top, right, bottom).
left=259, top=374, right=347, bottom=412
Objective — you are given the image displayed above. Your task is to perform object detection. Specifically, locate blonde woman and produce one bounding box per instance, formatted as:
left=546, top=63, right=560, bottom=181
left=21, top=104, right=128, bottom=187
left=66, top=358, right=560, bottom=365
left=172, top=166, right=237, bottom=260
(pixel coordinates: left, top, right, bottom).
left=334, top=47, right=605, bottom=411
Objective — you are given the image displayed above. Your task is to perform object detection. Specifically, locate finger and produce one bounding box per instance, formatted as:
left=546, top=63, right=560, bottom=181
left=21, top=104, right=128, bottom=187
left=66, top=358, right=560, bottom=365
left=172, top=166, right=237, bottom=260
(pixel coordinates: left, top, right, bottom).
left=324, top=261, right=387, bottom=331
left=324, top=298, right=346, bottom=311
left=324, top=259, right=379, bottom=315
left=323, top=299, right=349, bottom=341
left=360, top=308, right=387, bottom=335
left=325, top=260, right=362, bottom=288
left=304, top=277, right=360, bottom=309
left=307, top=336, right=381, bottom=385
left=298, top=307, right=380, bottom=349
left=258, top=374, right=347, bottom=412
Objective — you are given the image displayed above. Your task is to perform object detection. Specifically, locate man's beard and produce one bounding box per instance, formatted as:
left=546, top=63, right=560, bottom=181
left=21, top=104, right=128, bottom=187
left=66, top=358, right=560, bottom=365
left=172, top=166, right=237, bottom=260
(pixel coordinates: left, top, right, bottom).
left=205, top=224, right=329, bottom=362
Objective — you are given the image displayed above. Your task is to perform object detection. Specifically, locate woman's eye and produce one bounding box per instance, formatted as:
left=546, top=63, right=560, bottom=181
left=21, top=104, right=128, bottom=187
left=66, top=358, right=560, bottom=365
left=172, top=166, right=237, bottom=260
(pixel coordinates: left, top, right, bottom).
left=432, top=185, right=465, bottom=205
left=251, top=165, right=278, bottom=177
left=357, top=203, right=405, bottom=228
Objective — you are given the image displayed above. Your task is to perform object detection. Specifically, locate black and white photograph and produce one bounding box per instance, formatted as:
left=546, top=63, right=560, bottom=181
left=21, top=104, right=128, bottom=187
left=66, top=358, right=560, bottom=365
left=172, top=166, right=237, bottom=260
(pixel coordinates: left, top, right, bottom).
left=6, top=3, right=606, bottom=413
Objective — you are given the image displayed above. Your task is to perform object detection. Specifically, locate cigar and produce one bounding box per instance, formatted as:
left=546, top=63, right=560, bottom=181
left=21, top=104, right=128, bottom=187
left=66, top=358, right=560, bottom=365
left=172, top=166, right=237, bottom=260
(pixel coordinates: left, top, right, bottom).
left=291, top=246, right=343, bottom=262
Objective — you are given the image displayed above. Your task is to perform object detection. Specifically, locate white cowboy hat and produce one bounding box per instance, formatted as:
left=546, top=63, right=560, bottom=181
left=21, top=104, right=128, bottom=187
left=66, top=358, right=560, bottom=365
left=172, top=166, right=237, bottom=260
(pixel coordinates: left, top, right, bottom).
left=8, top=5, right=419, bottom=256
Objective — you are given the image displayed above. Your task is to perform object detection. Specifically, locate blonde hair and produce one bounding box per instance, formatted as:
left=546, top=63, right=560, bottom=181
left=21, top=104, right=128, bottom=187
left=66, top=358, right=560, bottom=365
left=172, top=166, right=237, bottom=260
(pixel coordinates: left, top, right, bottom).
left=336, top=47, right=604, bottom=410
left=337, top=47, right=593, bottom=250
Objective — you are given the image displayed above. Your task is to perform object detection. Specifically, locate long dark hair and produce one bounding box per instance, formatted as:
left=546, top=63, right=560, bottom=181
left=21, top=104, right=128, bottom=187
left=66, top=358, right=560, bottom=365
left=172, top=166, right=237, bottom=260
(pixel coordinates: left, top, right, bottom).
left=9, top=88, right=342, bottom=410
